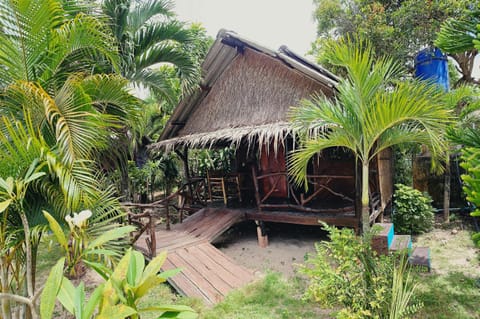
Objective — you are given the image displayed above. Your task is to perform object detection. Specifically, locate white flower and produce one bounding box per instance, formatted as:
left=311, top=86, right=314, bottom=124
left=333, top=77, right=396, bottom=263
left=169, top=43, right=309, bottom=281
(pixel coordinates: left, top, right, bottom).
left=65, top=210, right=92, bottom=229
left=65, top=214, right=74, bottom=230
left=77, top=209, right=92, bottom=221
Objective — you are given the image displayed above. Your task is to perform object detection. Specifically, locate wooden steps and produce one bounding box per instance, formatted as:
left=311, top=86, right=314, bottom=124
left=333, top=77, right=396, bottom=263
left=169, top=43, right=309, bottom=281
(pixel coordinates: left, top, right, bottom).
left=409, top=247, right=431, bottom=271
left=134, top=208, right=254, bottom=305
left=390, top=235, right=412, bottom=252
left=372, top=223, right=430, bottom=271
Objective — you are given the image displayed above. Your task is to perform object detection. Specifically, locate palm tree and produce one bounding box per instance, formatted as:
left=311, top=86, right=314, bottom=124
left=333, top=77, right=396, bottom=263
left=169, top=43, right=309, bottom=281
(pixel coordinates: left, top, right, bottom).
left=289, top=38, right=453, bottom=233
left=0, top=1, right=139, bottom=310
left=102, top=0, right=201, bottom=102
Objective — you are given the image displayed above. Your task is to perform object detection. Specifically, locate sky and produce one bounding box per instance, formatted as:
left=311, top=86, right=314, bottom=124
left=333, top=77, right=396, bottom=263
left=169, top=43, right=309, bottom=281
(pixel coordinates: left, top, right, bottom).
left=174, top=0, right=317, bottom=57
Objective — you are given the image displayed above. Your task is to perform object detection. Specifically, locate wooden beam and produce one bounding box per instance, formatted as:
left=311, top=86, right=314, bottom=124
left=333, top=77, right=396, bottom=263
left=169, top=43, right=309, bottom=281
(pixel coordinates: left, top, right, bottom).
left=245, top=211, right=358, bottom=228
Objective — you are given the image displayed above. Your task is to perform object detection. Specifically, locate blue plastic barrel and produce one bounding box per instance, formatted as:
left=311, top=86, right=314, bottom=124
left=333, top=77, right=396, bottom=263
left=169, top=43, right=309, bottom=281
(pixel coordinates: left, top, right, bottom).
left=414, top=47, right=449, bottom=92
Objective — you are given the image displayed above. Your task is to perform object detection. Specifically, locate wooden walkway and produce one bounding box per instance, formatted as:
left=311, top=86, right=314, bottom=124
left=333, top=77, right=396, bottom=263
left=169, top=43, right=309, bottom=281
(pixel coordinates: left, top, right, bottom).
left=135, top=208, right=255, bottom=305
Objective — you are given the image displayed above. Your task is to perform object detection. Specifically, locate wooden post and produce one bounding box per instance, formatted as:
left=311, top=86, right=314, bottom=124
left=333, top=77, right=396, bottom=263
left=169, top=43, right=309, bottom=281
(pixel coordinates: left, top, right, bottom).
left=255, top=220, right=268, bottom=248
left=149, top=211, right=156, bottom=258
left=165, top=185, right=171, bottom=231
left=251, top=165, right=262, bottom=210
left=177, top=147, right=194, bottom=202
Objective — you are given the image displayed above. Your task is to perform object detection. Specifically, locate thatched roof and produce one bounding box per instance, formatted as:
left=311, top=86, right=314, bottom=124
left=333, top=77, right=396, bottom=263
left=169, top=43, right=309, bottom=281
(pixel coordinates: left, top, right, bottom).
left=151, top=29, right=338, bottom=152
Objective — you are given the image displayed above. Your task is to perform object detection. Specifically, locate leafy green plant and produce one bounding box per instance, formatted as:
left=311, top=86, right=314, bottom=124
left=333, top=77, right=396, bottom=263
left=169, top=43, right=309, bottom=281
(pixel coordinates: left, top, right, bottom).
left=40, top=249, right=197, bottom=319
left=460, top=147, right=480, bottom=245
left=299, top=223, right=422, bottom=319
left=389, top=254, right=422, bottom=319
left=43, top=211, right=135, bottom=279
left=189, top=148, right=234, bottom=177
left=393, top=184, right=435, bottom=235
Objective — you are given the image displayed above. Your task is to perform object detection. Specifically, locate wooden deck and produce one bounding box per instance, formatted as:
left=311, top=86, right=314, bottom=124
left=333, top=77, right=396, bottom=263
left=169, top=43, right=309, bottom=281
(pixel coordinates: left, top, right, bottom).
left=134, top=208, right=255, bottom=305
left=245, top=210, right=359, bottom=230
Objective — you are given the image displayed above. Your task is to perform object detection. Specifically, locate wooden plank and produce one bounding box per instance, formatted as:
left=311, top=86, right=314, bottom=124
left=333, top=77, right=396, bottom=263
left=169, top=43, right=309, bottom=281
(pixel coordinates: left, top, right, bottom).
left=390, top=235, right=412, bottom=252
left=175, top=208, right=210, bottom=227
left=186, top=244, right=246, bottom=288
left=409, top=247, right=430, bottom=271
left=245, top=211, right=358, bottom=228
left=176, top=246, right=233, bottom=295
left=188, top=210, right=240, bottom=240
left=156, top=236, right=203, bottom=252
left=162, top=257, right=210, bottom=302
left=197, top=243, right=254, bottom=280
left=167, top=251, right=222, bottom=304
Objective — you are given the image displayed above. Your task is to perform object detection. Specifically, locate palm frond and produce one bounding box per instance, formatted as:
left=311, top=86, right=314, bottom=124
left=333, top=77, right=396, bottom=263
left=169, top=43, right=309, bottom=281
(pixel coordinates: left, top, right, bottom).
left=289, top=134, right=356, bottom=189
left=131, top=68, right=178, bottom=105
left=43, top=12, right=120, bottom=83
left=127, top=0, right=175, bottom=31
left=435, top=14, right=479, bottom=53
left=0, top=0, right=64, bottom=85
left=133, top=21, right=192, bottom=55
left=135, top=43, right=200, bottom=94
left=80, top=74, right=140, bottom=120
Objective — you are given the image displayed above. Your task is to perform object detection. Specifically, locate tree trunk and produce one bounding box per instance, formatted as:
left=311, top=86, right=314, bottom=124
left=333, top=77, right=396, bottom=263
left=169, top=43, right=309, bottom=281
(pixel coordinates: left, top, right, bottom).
left=361, top=163, right=371, bottom=234
left=19, top=211, right=38, bottom=319
left=443, top=156, right=451, bottom=223
left=1, top=257, right=11, bottom=319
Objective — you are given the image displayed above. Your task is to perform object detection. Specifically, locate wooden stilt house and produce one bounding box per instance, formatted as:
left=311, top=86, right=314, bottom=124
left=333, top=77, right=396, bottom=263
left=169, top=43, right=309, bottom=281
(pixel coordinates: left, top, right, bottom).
left=150, top=30, right=393, bottom=232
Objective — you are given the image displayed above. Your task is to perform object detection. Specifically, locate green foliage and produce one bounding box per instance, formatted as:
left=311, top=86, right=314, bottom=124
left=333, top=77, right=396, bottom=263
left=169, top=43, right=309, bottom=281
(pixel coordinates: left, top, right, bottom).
left=41, top=249, right=197, bottom=319
left=312, top=0, right=472, bottom=77
left=43, top=210, right=135, bottom=278
left=392, top=145, right=419, bottom=186
left=189, top=148, right=235, bottom=176
left=289, top=36, right=452, bottom=232
left=460, top=147, right=480, bottom=245
left=102, top=0, right=208, bottom=100
left=435, top=9, right=479, bottom=54
left=393, top=184, right=435, bottom=235
left=299, top=224, right=422, bottom=319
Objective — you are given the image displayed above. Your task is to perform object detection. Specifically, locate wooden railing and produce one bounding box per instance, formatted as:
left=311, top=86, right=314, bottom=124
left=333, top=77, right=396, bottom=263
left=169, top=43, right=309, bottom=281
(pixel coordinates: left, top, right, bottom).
left=251, top=167, right=355, bottom=214
left=369, top=193, right=383, bottom=223
left=123, top=178, right=207, bottom=258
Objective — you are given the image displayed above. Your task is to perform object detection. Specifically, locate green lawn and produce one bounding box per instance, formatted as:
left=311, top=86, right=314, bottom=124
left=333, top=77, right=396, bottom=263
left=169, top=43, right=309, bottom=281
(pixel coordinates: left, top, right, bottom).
left=413, top=226, right=480, bottom=319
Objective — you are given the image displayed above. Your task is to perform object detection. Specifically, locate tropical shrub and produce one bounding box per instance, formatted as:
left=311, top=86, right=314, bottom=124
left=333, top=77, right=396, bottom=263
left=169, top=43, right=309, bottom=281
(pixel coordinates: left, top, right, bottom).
left=299, top=224, right=422, bottom=319
left=40, top=249, right=197, bottom=319
left=43, top=211, right=135, bottom=279
left=459, top=147, right=480, bottom=245
left=189, top=148, right=235, bottom=176
left=393, top=184, right=435, bottom=235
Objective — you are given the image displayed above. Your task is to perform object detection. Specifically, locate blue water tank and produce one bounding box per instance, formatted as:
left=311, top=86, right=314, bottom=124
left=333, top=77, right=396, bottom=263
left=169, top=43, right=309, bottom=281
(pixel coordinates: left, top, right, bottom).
left=414, top=47, right=449, bottom=92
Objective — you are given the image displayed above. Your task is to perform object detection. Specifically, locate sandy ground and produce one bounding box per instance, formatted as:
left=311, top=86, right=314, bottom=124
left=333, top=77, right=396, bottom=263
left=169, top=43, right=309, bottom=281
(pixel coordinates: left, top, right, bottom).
left=213, top=221, right=329, bottom=277
left=214, top=219, right=480, bottom=279
left=414, top=224, right=480, bottom=276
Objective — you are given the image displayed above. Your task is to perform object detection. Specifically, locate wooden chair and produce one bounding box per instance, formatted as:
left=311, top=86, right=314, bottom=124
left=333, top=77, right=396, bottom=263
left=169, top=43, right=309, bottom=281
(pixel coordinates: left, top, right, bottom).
left=207, top=170, right=242, bottom=205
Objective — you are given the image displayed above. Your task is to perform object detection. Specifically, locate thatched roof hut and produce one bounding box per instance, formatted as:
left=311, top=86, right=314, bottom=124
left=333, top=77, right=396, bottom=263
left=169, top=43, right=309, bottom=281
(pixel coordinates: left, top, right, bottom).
left=150, top=29, right=338, bottom=152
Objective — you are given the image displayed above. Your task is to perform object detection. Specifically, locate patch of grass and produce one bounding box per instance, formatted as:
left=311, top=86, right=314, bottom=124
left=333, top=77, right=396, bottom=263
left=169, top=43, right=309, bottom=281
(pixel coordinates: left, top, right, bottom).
left=199, top=273, right=329, bottom=319
left=412, top=227, right=480, bottom=319
left=415, top=272, right=480, bottom=319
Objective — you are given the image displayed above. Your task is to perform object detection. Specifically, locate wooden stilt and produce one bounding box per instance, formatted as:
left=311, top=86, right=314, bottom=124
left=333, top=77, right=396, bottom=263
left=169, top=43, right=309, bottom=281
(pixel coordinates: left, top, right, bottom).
left=255, top=220, right=268, bottom=248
